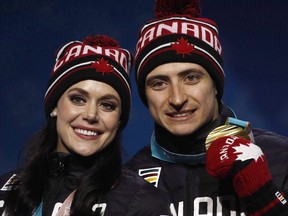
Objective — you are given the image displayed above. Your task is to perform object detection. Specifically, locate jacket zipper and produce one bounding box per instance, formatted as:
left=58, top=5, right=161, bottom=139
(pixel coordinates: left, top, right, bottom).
left=185, top=168, right=194, bottom=215
left=44, top=161, right=65, bottom=215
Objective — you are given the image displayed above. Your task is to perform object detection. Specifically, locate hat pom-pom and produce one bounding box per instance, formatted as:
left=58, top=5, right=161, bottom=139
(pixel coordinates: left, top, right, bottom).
left=83, top=35, right=120, bottom=48
left=154, top=0, right=200, bottom=18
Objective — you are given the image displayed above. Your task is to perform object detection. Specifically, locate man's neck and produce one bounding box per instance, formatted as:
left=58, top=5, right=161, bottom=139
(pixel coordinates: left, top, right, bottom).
left=154, top=117, right=221, bottom=155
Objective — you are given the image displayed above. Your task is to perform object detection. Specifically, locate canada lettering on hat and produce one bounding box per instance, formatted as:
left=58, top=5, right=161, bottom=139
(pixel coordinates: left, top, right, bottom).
left=136, top=17, right=222, bottom=57
left=134, top=0, right=225, bottom=105
left=54, top=43, right=131, bottom=74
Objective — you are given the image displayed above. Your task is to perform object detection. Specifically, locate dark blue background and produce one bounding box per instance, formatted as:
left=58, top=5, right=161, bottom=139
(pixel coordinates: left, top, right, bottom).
left=1, top=0, right=287, bottom=175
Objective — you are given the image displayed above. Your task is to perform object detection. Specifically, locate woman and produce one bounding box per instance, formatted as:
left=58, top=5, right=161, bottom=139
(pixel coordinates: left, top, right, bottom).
left=0, top=35, right=171, bottom=215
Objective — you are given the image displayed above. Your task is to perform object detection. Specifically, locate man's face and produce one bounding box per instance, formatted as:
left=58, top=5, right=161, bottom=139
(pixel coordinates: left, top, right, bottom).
left=145, top=62, right=219, bottom=136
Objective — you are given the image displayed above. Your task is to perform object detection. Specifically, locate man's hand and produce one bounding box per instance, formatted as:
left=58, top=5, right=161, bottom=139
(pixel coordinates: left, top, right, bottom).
left=206, top=136, right=287, bottom=215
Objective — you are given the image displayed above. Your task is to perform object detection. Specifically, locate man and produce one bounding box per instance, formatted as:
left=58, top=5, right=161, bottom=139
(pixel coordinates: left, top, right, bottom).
left=125, top=0, right=288, bottom=215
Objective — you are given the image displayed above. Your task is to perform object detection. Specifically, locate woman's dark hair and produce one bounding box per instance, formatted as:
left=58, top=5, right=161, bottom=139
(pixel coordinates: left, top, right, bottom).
left=4, top=117, right=122, bottom=216
left=4, top=118, right=58, bottom=215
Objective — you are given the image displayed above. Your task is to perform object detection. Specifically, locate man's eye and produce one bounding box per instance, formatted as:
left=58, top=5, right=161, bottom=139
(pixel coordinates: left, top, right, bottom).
left=185, top=74, right=199, bottom=83
left=70, top=95, right=86, bottom=104
left=153, top=81, right=164, bottom=87
left=149, top=80, right=167, bottom=90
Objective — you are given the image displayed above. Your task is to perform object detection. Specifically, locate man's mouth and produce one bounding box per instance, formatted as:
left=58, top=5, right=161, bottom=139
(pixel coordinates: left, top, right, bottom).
left=167, top=109, right=196, bottom=118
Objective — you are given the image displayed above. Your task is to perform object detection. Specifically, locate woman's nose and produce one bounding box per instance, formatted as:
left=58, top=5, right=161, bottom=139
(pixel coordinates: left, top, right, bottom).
left=83, top=104, right=99, bottom=123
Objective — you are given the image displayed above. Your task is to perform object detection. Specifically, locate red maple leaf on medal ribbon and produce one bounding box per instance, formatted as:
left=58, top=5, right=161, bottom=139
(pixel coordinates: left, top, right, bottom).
left=93, top=57, right=114, bottom=75
left=172, top=37, right=194, bottom=57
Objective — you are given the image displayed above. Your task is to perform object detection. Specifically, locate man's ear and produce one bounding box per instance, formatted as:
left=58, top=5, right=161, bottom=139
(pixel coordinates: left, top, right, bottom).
left=213, top=81, right=218, bottom=96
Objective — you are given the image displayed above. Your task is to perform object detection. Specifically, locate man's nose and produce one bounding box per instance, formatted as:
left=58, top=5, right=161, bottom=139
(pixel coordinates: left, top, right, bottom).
left=168, top=84, right=188, bottom=111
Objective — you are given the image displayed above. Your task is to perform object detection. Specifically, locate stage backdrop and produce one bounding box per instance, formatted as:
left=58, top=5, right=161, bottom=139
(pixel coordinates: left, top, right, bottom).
left=0, top=0, right=287, bottom=175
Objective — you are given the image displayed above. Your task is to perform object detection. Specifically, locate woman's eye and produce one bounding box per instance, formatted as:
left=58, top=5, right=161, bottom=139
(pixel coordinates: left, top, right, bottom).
left=101, top=102, right=117, bottom=111
left=69, top=95, right=86, bottom=104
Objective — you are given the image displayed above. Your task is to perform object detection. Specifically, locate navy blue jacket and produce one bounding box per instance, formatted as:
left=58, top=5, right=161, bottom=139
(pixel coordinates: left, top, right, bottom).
left=125, top=107, right=288, bottom=215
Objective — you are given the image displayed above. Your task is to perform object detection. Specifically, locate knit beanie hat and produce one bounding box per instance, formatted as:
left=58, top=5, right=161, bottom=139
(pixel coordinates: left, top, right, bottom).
left=44, top=35, right=133, bottom=128
left=135, top=0, right=224, bottom=105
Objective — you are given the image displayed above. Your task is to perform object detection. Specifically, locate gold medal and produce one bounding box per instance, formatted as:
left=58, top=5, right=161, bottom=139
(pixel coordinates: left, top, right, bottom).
left=205, top=117, right=254, bottom=150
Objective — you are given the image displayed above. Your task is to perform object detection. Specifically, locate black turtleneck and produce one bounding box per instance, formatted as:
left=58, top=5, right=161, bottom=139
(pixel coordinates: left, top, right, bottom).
left=155, top=117, right=221, bottom=155
left=154, top=105, right=234, bottom=155
left=42, top=152, right=98, bottom=216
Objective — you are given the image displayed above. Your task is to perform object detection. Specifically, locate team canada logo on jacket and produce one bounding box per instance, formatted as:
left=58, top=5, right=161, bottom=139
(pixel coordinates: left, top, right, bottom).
left=0, top=174, right=17, bottom=191
left=138, top=167, right=161, bottom=187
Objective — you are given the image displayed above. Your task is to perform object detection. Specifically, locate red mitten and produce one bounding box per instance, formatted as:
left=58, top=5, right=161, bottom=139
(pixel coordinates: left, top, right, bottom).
left=206, top=136, right=288, bottom=215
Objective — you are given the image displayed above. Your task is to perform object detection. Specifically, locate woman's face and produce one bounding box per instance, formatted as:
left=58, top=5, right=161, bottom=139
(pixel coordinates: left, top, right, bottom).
left=52, top=80, right=122, bottom=157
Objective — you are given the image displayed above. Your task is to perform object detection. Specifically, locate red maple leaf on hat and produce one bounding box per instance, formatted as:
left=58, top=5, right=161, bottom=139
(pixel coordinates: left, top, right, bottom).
left=93, top=57, right=114, bottom=74
left=172, top=37, right=194, bottom=57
